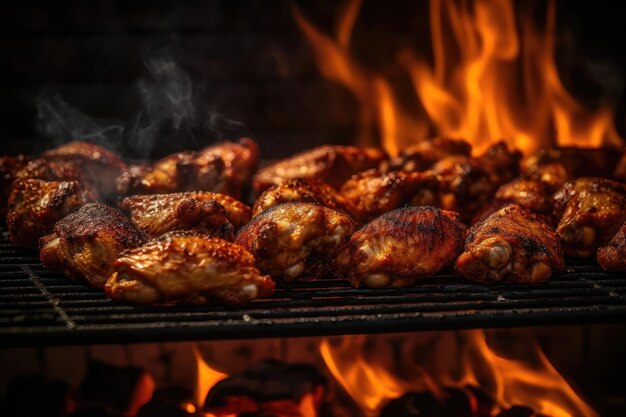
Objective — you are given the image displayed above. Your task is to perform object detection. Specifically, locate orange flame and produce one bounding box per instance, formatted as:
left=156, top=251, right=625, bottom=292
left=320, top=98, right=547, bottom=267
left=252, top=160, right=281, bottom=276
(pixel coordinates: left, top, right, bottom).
left=193, top=346, right=228, bottom=410
left=320, top=331, right=597, bottom=417
left=296, top=0, right=622, bottom=156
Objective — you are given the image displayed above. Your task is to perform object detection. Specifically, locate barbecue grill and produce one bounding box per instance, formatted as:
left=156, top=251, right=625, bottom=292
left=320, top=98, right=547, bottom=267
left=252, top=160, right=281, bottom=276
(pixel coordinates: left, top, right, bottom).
left=3, top=231, right=625, bottom=347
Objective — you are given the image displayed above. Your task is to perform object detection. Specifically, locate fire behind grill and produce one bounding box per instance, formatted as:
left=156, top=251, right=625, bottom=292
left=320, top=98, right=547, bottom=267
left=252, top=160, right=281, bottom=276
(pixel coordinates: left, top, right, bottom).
left=1, top=232, right=625, bottom=347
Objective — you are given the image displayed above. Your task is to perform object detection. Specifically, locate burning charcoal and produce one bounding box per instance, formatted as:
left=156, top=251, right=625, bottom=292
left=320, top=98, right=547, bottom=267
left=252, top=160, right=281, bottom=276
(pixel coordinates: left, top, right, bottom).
left=464, top=385, right=495, bottom=417
left=441, top=387, right=473, bottom=417
left=203, top=359, right=326, bottom=416
left=78, top=361, right=155, bottom=417
left=495, top=405, right=550, bottom=417
left=137, top=387, right=197, bottom=417
left=379, top=392, right=443, bottom=417
left=5, top=374, right=73, bottom=417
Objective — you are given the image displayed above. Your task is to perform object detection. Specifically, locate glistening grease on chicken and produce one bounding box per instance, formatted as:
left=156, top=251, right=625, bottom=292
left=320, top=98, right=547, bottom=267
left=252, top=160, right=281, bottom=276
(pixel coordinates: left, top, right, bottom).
left=105, top=231, right=275, bottom=306
left=334, top=206, right=467, bottom=289
left=235, top=202, right=356, bottom=282
left=39, top=203, right=148, bottom=289
left=597, top=220, right=626, bottom=272
left=456, top=204, right=565, bottom=284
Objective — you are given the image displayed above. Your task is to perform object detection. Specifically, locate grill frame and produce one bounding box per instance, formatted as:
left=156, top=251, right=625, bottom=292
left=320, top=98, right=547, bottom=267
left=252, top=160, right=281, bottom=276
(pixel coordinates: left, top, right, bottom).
left=1, top=233, right=625, bottom=347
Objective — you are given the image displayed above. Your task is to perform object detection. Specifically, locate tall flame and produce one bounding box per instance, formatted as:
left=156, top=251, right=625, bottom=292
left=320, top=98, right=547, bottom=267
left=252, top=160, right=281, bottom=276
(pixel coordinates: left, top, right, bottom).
left=295, top=0, right=622, bottom=156
left=320, top=331, right=597, bottom=417
left=193, top=346, right=228, bottom=410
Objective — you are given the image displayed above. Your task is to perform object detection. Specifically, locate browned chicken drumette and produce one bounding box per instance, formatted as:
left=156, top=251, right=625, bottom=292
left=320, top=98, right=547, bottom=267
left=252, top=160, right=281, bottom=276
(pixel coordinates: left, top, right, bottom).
left=524, top=147, right=621, bottom=181
left=553, top=177, right=626, bottom=258
left=7, top=179, right=96, bottom=248
left=195, top=137, right=259, bottom=192
left=253, top=178, right=357, bottom=218
left=39, top=203, right=148, bottom=289
left=41, top=141, right=127, bottom=200
left=474, top=141, right=522, bottom=186
left=381, top=137, right=472, bottom=173
left=340, top=169, right=440, bottom=222
left=105, top=231, right=275, bottom=306
left=597, top=220, right=626, bottom=272
left=456, top=204, right=565, bottom=284
left=252, top=145, right=386, bottom=195
left=334, top=206, right=467, bottom=288
left=235, top=202, right=356, bottom=282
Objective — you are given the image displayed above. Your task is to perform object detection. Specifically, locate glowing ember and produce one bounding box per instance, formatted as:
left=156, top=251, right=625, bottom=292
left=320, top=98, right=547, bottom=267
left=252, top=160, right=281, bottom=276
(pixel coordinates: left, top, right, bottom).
left=193, top=346, right=228, bottom=409
left=295, top=0, right=623, bottom=156
left=320, top=331, right=597, bottom=417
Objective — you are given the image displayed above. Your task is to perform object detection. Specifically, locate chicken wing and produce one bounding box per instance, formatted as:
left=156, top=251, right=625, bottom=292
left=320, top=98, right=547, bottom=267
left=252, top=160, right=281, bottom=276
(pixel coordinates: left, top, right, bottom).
left=0, top=154, right=28, bottom=219
left=235, top=202, right=356, bottom=282
left=523, top=162, right=570, bottom=192
left=41, top=141, right=127, bottom=200
left=253, top=178, right=357, bottom=219
left=455, top=204, right=565, bottom=284
left=120, top=193, right=235, bottom=240
left=473, top=141, right=522, bottom=186
left=334, top=206, right=467, bottom=288
left=195, top=137, right=259, bottom=192
left=340, top=170, right=440, bottom=222
left=553, top=177, right=626, bottom=258
left=597, top=220, right=626, bottom=272
left=7, top=179, right=95, bottom=248
left=252, top=145, right=386, bottom=195
left=123, top=192, right=251, bottom=231
left=381, top=137, right=472, bottom=173
left=523, top=147, right=620, bottom=181
left=105, top=232, right=275, bottom=306
left=39, top=203, right=148, bottom=289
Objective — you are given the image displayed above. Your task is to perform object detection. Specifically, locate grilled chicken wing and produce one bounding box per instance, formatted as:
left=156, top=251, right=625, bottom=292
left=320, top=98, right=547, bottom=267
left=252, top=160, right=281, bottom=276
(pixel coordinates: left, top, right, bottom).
left=474, top=142, right=522, bottom=186
left=7, top=179, right=95, bottom=248
left=195, top=137, right=259, bottom=192
left=41, top=141, right=127, bottom=200
left=553, top=177, right=626, bottom=258
left=381, top=137, right=472, bottom=173
left=120, top=193, right=236, bottom=240
left=235, top=202, right=356, bottom=282
left=455, top=204, right=565, bottom=284
left=253, top=178, right=357, bottom=219
left=39, top=203, right=147, bottom=288
left=334, top=206, right=467, bottom=288
left=523, top=147, right=620, bottom=181
left=252, top=145, right=386, bottom=195
left=523, top=162, right=570, bottom=192
left=597, top=220, right=626, bottom=272
left=340, top=170, right=440, bottom=222
left=105, top=232, right=275, bottom=306
left=0, top=154, right=28, bottom=219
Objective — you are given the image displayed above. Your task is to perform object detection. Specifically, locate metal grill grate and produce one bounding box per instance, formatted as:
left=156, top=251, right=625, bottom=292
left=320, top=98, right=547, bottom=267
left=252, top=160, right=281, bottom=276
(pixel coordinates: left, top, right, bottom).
left=1, top=232, right=625, bottom=347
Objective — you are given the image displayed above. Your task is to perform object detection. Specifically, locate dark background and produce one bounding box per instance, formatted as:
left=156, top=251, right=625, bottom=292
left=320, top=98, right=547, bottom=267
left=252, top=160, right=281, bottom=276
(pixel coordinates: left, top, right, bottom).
left=0, top=0, right=624, bottom=159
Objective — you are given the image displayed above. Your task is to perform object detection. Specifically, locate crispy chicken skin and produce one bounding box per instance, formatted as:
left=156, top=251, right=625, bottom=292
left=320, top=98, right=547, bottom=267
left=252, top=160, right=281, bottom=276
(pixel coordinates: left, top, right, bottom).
left=7, top=179, right=95, bottom=248
left=41, top=141, right=127, bottom=200
left=39, top=203, right=147, bottom=289
left=253, top=178, right=358, bottom=219
left=523, top=147, right=621, bottom=180
left=474, top=142, right=522, bottom=185
left=195, top=137, right=259, bottom=190
left=340, top=169, right=440, bottom=222
left=105, top=232, right=275, bottom=306
left=235, top=202, right=356, bottom=282
left=0, top=154, right=28, bottom=219
left=334, top=206, right=467, bottom=289
left=381, top=137, right=472, bottom=173
left=123, top=192, right=251, bottom=231
left=120, top=194, right=235, bottom=240
left=252, top=145, right=386, bottom=195
left=597, top=221, right=626, bottom=272
left=553, top=177, right=626, bottom=258
left=456, top=204, right=565, bottom=284
left=523, top=162, right=570, bottom=192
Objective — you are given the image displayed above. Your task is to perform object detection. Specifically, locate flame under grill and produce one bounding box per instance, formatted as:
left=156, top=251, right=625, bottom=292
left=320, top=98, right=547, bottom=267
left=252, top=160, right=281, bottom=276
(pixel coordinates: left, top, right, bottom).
left=1, top=231, right=625, bottom=347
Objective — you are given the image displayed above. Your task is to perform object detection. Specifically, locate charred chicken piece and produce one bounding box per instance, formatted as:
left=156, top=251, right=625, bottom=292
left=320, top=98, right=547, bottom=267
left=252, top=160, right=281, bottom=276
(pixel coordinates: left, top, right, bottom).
left=340, top=170, right=440, bottom=222
left=472, top=178, right=555, bottom=225
left=7, top=179, right=95, bottom=248
left=252, top=145, right=386, bottom=195
left=253, top=178, right=357, bottom=219
left=455, top=204, right=565, bottom=284
left=381, top=137, right=472, bottom=173
left=473, top=141, right=522, bottom=186
left=41, top=141, right=127, bottom=200
left=123, top=192, right=251, bottom=231
left=0, top=154, right=28, bottom=219
left=39, top=203, right=148, bottom=289
left=523, top=147, right=621, bottom=180
left=235, top=202, right=356, bottom=282
left=120, top=194, right=235, bottom=240
left=334, top=206, right=467, bottom=288
left=523, top=162, right=570, bottom=192
left=105, top=232, right=275, bottom=306
left=597, top=220, right=626, bottom=272
left=553, top=177, right=626, bottom=258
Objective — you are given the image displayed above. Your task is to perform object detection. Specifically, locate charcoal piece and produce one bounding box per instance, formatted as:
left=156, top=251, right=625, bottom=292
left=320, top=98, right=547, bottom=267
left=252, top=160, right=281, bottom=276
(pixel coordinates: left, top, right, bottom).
left=441, top=387, right=473, bottom=417
left=465, top=385, right=495, bottom=417
left=78, top=360, right=154, bottom=416
left=138, top=387, right=196, bottom=417
left=5, top=374, right=72, bottom=417
left=203, top=359, right=327, bottom=415
left=380, top=391, right=443, bottom=417
left=495, top=405, right=550, bottom=417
